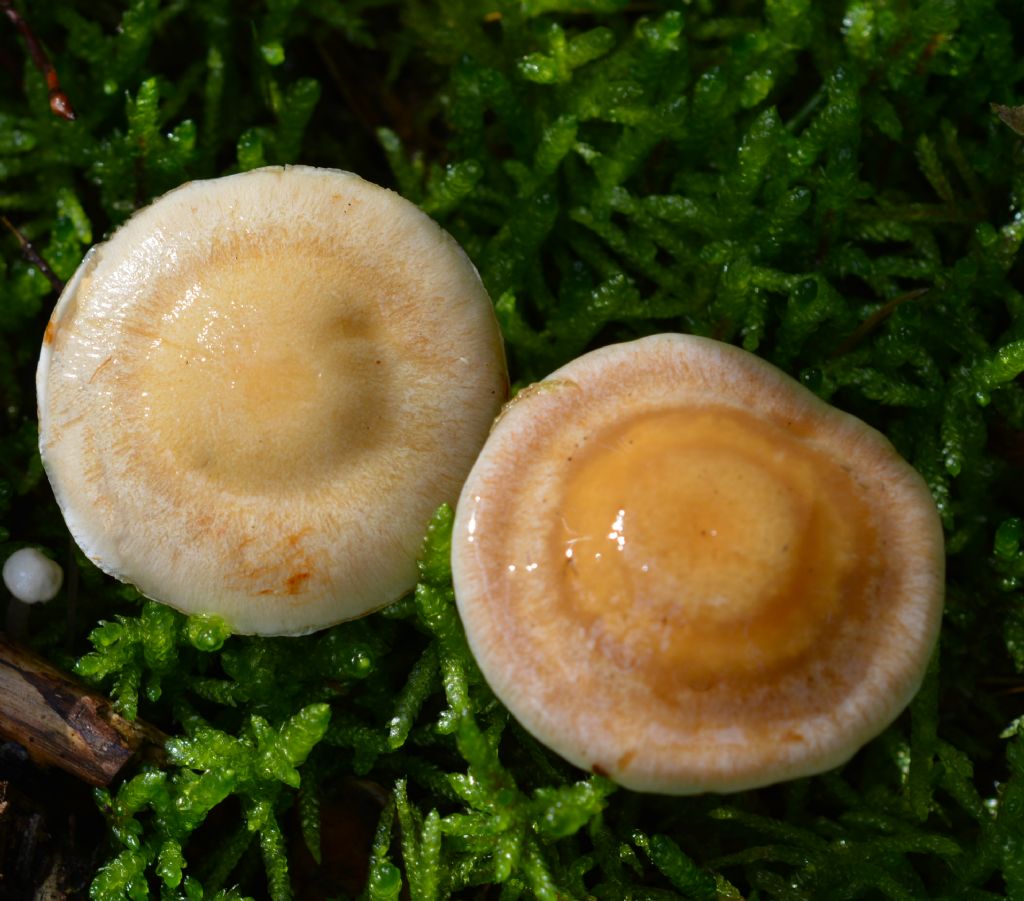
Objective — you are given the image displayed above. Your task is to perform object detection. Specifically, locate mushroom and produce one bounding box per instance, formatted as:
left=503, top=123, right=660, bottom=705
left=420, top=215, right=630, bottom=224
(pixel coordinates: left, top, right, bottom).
left=451, top=334, right=944, bottom=794
left=37, top=166, right=507, bottom=636
left=3, top=547, right=63, bottom=639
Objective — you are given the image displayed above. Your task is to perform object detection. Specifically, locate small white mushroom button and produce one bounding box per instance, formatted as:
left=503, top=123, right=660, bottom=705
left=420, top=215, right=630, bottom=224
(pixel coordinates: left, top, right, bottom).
left=3, top=547, right=63, bottom=604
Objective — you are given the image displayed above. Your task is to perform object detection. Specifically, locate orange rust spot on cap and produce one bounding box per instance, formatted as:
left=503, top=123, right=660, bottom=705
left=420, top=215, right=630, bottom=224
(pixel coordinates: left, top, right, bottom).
left=591, top=763, right=610, bottom=777
left=43, top=320, right=56, bottom=345
left=617, top=749, right=637, bottom=770
left=286, top=571, right=311, bottom=595
left=286, top=529, right=312, bottom=548
left=191, top=514, right=214, bottom=534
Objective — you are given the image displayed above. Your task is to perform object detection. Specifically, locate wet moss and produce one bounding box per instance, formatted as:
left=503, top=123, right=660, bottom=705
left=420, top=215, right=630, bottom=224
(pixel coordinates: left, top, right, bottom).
left=3, top=1, right=1024, bottom=898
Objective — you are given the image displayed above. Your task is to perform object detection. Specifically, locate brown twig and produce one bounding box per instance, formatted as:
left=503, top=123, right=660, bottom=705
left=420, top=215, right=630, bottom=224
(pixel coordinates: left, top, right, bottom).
left=981, top=675, right=1024, bottom=695
left=829, top=287, right=931, bottom=359
left=0, top=633, right=167, bottom=786
left=314, top=37, right=385, bottom=144
left=1, top=215, right=64, bottom=293
left=0, top=0, right=75, bottom=121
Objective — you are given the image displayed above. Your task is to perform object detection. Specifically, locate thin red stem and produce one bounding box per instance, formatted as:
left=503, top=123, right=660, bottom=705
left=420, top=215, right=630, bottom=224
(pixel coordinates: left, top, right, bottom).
left=0, top=0, right=75, bottom=120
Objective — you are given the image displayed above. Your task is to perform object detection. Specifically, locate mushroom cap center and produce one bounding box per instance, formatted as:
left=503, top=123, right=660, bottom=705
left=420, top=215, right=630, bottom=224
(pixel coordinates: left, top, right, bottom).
left=141, top=253, right=390, bottom=492
left=554, top=405, right=877, bottom=687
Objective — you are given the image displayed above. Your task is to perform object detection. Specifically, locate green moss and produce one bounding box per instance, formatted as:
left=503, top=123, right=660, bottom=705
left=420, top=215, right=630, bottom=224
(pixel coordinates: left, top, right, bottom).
left=3, top=0, right=1024, bottom=898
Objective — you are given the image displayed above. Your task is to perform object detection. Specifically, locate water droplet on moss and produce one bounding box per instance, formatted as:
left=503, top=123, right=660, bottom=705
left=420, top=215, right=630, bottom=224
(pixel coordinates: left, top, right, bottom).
left=185, top=614, right=232, bottom=652
left=343, top=646, right=374, bottom=678
left=371, top=861, right=402, bottom=895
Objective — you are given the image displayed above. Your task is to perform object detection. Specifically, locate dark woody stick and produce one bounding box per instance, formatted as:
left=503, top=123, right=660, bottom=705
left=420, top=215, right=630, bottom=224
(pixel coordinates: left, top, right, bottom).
left=0, top=633, right=165, bottom=787
left=1, top=215, right=65, bottom=293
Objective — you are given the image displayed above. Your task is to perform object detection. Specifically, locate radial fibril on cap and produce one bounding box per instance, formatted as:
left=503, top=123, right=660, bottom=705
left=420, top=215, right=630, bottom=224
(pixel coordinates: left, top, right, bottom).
left=452, top=334, right=944, bottom=794
left=38, top=166, right=507, bottom=636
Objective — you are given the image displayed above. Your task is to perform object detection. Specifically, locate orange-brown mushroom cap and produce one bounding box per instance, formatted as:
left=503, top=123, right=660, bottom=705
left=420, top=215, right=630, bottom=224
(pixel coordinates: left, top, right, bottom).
left=38, top=166, right=507, bottom=636
left=451, top=334, right=944, bottom=794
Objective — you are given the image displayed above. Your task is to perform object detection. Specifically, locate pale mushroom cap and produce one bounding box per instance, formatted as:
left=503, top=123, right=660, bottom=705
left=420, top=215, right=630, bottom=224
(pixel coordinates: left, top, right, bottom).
left=3, top=547, right=64, bottom=604
left=38, top=166, right=507, bottom=635
left=452, top=334, right=944, bottom=794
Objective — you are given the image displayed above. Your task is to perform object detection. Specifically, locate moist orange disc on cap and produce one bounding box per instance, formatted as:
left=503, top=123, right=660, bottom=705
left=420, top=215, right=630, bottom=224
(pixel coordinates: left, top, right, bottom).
left=451, top=334, right=944, bottom=794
